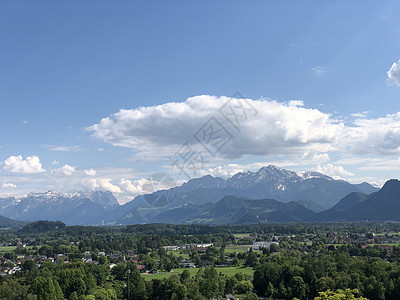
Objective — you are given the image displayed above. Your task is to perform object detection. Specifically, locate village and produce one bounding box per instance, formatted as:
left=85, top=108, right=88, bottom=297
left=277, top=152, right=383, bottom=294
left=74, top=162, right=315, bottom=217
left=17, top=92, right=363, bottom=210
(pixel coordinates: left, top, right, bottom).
left=2, top=227, right=400, bottom=279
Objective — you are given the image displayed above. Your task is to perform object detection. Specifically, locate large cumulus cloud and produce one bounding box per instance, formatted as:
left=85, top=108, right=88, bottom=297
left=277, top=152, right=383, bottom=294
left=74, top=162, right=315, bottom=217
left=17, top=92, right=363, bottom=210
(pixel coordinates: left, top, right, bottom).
left=88, top=95, right=400, bottom=158
left=88, top=95, right=344, bottom=158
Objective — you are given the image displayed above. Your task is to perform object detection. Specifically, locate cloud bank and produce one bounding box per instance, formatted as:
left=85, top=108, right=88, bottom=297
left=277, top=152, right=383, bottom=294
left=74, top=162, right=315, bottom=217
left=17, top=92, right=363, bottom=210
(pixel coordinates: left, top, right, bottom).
left=88, top=95, right=400, bottom=159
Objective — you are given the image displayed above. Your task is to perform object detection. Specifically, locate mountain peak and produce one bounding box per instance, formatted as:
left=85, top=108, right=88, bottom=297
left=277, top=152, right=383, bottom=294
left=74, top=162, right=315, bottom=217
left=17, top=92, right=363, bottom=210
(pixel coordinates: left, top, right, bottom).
left=382, top=179, right=400, bottom=187
left=377, top=179, right=400, bottom=197
left=27, top=190, right=63, bottom=198
left=297, top=171, right=333, bottom=181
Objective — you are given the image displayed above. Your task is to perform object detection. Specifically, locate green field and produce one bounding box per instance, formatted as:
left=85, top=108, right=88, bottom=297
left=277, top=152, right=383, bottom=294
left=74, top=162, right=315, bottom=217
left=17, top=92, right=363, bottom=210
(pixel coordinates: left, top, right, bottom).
left=375, top=232, right=400, bottom=236
left=167, top=251, right=190, bottom=259
left=363, top=243, right=400, bottom=247
left=224, top=245, right=251, bottom=253
left=142, top=266, right=254, bottom=281
left=233, top=233, right=252, bottom=238
left=326, top=244, right=345, bottom=249
left=0, top=246, right=16, bottom=253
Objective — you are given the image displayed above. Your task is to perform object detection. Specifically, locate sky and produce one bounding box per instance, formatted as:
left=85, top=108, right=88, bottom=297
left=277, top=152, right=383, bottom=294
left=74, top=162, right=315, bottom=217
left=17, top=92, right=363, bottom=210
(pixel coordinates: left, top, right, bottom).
left=1, top=1, right=400, bottom=203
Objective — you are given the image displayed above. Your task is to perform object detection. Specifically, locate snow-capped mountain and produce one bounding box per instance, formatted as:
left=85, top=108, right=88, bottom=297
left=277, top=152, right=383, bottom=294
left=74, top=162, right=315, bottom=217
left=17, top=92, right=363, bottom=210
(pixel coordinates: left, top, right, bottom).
left=116, top=165, right=378, bottom=224
left=0, top=191, right=119, bottom=225
left=0, top=165, right=379, bottom=225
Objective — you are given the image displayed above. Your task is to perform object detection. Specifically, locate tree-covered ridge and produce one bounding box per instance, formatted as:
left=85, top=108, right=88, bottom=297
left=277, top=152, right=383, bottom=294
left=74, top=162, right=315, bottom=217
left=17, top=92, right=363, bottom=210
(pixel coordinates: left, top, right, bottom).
left=18, top=220, right=66, bottom=234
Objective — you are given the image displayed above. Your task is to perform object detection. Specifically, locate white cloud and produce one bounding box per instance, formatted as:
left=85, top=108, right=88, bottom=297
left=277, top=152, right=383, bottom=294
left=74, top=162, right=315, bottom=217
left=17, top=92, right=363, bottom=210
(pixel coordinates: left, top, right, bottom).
left=54, top=164, right=76, bottom=176
left=83, top=178, right=122, bottom=194
left=89, top=95, right=400, bottom=158
left=44, top=145, right=82, bottom=152
left=52, top=160, right=60, bottom=165
left=311, top=66, right=326, bottom=76
left=119, top=178, right=147, bottom=194
left=2, top=183, right=17, bottom=189
left=387, top=59, right=400, bottom=86
left=351, top=111, right=369, bottom=118
left=3, top=155, right=45, bottom=174
left=84, top=168, right=96, bottom=176
left=202, top=164, right=245, bottom=178
left=315, top=164, right=354, bottom=179
left=88, top=95, right=344, bottom=159
left=346, top=112, right=400, bottom=155
left=348, top=176, right=385, bottom=188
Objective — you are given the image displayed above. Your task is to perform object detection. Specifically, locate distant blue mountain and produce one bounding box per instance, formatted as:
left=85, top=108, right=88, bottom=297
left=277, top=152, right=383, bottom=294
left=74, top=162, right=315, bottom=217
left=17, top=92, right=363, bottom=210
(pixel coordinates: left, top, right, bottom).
left=0, top=166, right=385, bottom=225
left=115, top=165, right=378, bottom=224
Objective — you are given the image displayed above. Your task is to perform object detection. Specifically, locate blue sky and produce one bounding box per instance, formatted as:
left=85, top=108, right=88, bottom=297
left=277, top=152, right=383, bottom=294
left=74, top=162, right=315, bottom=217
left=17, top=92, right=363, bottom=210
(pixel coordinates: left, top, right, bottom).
left=1, top=1, right=400, bottom=203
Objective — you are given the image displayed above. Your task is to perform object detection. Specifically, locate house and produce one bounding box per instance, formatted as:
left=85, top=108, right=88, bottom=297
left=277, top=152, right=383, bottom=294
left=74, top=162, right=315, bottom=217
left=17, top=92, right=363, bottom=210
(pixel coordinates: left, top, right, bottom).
left=377, top=245, right=394, bottom=252
left=17, top=242, right=26, bottom=249
left=179, top=261, right=196, bottom=268
left=252, top=241, right=278, bottom=250
left=200, top=260, right=214, bottom=267
left=162, top=246, right=180, bottom=251
left=108, top=251, right=122, bottom=261
left=136, top=264, right=146, bottom=272
left=180, top=243, right=213, bottom=250
left=83, top=251, right=91, bottom=259
left=8, top=267, right=21, bottom=275
left=194, top=246, right=207, bottom=253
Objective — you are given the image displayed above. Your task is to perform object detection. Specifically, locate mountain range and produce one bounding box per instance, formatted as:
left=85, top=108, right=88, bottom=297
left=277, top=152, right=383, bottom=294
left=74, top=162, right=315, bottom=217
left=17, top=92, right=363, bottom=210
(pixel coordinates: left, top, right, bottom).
left=0, top=165, right=384, bottom=225
left=119, top=178, right=400, bottom=225
left=317, top=179, right=400, bottom=222
left=0, top=191, right=119, bottom=225
left=113, top=165, right=377, bottom=224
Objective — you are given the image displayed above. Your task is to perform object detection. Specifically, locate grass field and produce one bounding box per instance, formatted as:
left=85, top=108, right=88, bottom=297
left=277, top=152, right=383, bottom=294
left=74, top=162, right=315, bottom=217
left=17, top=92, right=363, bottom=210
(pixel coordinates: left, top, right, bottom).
left=363, top=243, right=400, bottom=246
left=224, top=245, right=251, bottom=253
left=326, top=244, right=345, bottom=249
left=233, top=233, right=252, bottom=238
left=0, top=245, right=35, bottom=254
left=0, top=246, right=16, bottom=253
left=375, top=232, right=400, bottom=236
left=142, top=266, right=254, bottom=281
left=167, top=251, right=190, bottom=259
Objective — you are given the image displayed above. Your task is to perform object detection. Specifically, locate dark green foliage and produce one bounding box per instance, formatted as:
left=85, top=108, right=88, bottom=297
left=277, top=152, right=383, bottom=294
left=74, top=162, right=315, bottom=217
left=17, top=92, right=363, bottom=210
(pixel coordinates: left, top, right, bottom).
left=19, top=220, right=66, bottom=234
left=0, top=279, right=37, bottom=299
left=29, top=277, right=64, bottom=300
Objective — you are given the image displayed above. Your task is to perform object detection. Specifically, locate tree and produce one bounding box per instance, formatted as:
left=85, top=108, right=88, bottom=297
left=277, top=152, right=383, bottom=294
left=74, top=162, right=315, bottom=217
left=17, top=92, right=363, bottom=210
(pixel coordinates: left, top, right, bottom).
left=234, top=280, right=253, bottom=294
left=314, top=289, right=369, bottom=300
left=232, top=257, right=240, bottom=266
left=29, top=277, right=64, bottom=300
left=98, top=255, right=108, bottom=265
left=92, top=288, right=117, bottom=300
left=242, top=291, right=258, bottom=300
left=199, top=268, right=220, bottom=299
left=270, top=243, right=279, bottom=252
left=180, top=269, right=191, bottom=281
left=245, top=251, right=258, bottom=267
left=126, top=269, right=146, bottom=300
left=289, top=276, right=307, bottom=299
left=22, top=260, right=36, bottom=272
left=0, top=279, right=37, bottom=300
